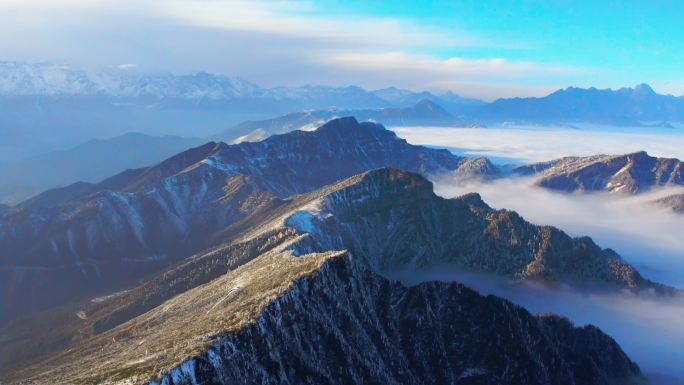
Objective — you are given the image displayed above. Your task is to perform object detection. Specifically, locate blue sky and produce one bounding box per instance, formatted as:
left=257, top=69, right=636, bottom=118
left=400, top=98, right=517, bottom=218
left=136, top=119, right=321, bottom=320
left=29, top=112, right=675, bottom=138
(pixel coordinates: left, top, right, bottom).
left=313, top=1, right=683, bottom=85
left=0, top=0, right=682, bottom=99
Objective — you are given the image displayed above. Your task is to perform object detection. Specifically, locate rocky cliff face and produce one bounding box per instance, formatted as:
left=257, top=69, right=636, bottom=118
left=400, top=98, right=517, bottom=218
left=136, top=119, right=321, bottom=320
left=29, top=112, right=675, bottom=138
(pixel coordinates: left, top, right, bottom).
left=11, top=240, right=646, bottom=385
left=514, top=151, right=683, bottom=193
left=0, top=118, right=496, bottom=319
left=148, top=256, right=646, bottom=385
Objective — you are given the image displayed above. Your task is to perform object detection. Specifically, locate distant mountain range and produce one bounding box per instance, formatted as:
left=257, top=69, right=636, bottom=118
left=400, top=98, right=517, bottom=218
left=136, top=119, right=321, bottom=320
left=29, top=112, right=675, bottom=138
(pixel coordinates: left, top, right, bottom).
left=0, top=132, right=203, bottom=204
left=514, top=151, right=683, bottom=193
left=215, top=99, right=477, bottom=144
left=4, top=60, right=684, bottom=165
left=0, top=61, right=484, bottom=161
left=479, top=83, right=684, bottom=125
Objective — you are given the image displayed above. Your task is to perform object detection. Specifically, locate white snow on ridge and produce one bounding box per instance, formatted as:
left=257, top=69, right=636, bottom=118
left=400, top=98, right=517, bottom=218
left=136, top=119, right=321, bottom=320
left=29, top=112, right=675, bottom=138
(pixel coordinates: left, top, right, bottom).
left=284, top=200, right=331, bottom=233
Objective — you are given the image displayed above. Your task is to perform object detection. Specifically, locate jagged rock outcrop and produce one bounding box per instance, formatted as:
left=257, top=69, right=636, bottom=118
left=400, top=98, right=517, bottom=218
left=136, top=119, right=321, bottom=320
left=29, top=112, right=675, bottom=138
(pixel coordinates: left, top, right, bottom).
left=0, top=118, right=497, bottom=319
left=148, top=256, right=645, bottom=385
left=514, top=151, right=683, bottom=193
left=11, top=244, right=646, bottom=385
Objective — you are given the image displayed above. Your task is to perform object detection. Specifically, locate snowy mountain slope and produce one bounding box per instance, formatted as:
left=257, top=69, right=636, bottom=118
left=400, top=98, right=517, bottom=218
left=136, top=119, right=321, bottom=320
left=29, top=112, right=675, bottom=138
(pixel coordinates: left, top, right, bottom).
left=0, top=118, right=497, bottom=320
left=0, top=132, right=203, bottom=205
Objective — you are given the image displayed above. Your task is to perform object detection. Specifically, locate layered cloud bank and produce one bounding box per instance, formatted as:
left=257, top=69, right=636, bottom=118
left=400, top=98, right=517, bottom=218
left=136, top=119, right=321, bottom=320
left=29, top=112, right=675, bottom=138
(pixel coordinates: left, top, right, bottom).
left=394, top=124, right=684, bottom=163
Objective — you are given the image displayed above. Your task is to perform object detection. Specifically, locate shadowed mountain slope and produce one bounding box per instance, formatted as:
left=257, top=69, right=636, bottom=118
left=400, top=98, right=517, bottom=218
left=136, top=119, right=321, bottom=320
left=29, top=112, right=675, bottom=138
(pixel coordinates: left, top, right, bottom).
left=655, top=193, right=684, bottom=214
left=0, top=118, right=497, bottom=320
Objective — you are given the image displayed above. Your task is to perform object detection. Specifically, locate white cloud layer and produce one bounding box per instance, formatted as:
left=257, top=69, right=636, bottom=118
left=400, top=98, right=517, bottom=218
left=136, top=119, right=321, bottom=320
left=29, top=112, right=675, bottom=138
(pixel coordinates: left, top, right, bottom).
left=0, top=0, right=584, bottom=99
left=393, top=124, right=684, bottom=163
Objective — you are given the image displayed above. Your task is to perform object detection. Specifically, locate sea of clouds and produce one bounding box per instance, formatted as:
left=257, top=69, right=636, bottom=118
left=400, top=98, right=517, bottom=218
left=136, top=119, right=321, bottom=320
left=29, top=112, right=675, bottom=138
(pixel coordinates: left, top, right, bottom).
left=393, top=123, right=684, bottom=164
left=392, top=124, right=684, bottom=383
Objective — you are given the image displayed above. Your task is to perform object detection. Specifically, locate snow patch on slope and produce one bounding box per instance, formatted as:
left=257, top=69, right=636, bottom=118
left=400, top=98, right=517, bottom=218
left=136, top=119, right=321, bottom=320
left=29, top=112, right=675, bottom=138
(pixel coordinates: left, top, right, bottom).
left=284, top=200, right=330, bottom=234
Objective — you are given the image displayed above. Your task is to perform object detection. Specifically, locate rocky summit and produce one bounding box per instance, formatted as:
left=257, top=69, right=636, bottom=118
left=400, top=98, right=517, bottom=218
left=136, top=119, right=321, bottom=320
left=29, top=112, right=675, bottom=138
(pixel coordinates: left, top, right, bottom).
left=514, top=151, right=683, bottom=193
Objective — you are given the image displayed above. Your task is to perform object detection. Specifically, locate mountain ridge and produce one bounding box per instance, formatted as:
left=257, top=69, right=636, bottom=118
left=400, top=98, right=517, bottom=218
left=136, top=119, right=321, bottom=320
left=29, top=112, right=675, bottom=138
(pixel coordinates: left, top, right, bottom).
left=478, top=83, right=684, bottom=125
left=513, top=150, right=683, bottom=193
left=0, top=132, right=203, bottom=205
left=0, top=118, right=498, bottom=320
left=0, top=168, right=668, bottom=381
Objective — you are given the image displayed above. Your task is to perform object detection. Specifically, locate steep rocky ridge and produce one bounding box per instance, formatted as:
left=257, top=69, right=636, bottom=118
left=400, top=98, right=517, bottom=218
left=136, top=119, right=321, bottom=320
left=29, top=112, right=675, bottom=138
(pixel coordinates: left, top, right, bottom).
left=284, top=169, right=662, bottom=290
left=146, top=256, right=645, bottom=385
left=514, top=151, right=683, bottom=193
left=8, top=227, right=645, bottom=385
left=0, top=118, right=498, bottom=319
left=0, top=169, right=666, bottom=383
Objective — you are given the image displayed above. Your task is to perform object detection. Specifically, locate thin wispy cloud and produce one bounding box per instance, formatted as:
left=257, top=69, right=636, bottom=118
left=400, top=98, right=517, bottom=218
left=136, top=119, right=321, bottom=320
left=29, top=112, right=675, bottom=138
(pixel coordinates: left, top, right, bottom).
left=0, top=0, right=584, bottom=99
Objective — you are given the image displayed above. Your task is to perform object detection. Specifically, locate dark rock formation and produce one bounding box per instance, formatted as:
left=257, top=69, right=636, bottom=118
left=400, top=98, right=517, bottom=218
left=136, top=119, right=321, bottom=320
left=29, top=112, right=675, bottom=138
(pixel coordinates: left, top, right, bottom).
left=150, top=256, right=646, bottom=385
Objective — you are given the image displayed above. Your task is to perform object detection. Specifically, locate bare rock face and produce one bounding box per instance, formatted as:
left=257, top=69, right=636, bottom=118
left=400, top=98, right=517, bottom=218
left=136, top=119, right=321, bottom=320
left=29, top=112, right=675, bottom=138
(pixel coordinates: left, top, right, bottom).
left=514, top=151, right=683, bottom=194
left=148, top=256, right=645, bottom=385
